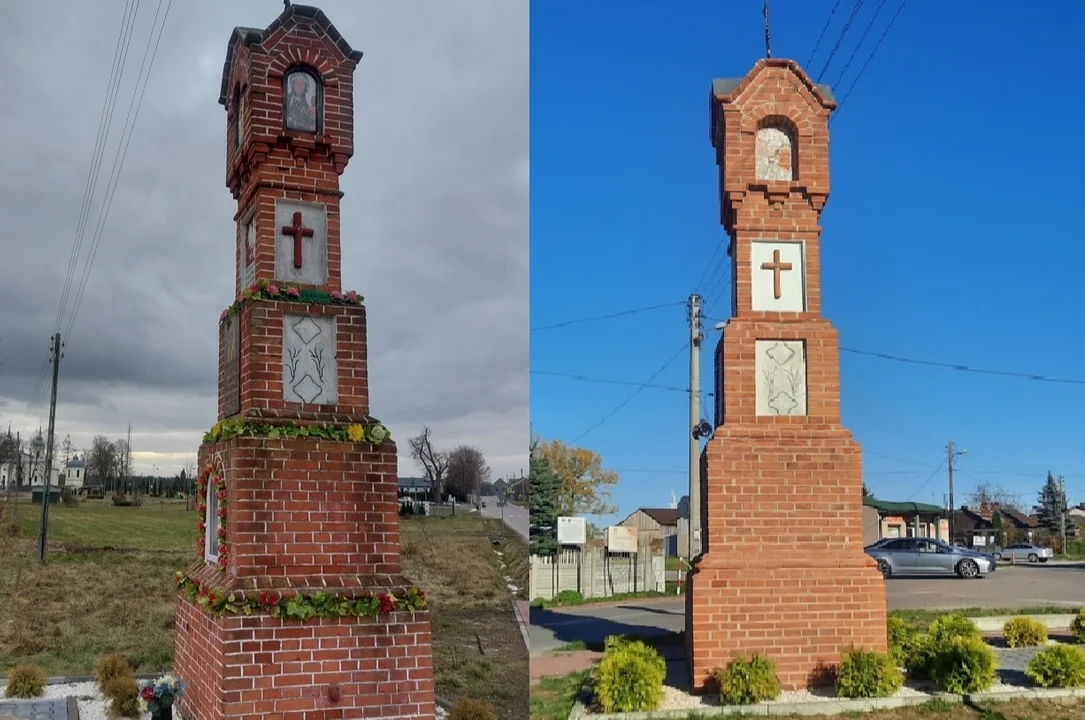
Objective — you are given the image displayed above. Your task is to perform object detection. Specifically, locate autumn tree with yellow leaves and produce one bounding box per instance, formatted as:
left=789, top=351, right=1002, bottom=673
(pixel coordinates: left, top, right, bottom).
left=533, top=438, right=618, bottom=517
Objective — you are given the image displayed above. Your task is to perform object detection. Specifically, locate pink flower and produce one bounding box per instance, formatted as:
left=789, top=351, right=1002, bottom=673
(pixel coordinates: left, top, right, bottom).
left=330, top=291, right=343, bottom=301
left=286, top=287, right=300, bottom=298
left=216, top=489, right=226, bottom=501
left=267, top=284, right=280, bottom=296
left=219, top=309, right=228, bottom=322
left=217, top=507, right=227, bottom=519
left=345, top=291, right=358, bottom=303
left=217, top=527, right=227, bottom=539
left=141, top=686, right=155, bottom=701
left=248, top=283, right=258, bottom=294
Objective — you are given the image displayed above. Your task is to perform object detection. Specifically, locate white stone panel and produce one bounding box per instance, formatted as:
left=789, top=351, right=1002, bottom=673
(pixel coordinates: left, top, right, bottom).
left=755, top=125, right=796, bottom=181
left=755, top=340, right=807, bottom=417
left=750, top=241, right=805, bottom=312
left=274, top=200, right=328, bottom=286
left=282, top=313, right=338, bottom=405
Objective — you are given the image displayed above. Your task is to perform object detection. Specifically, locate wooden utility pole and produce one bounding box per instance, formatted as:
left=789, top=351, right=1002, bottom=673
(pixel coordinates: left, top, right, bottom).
left=37, top=333, right=63, bottom=563
left=1059, top=474, right=1067, bottom=556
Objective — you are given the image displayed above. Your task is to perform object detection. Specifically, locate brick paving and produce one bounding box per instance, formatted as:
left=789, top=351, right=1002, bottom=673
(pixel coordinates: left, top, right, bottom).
left=0, top=698, right=69, bottom=719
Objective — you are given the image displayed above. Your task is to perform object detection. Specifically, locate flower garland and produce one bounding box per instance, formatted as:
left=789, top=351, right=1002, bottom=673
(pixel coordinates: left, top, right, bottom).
left=195, top=465, right=229, bottom=570
left=219, top=278, right=363, bottom=325
left=174, top=573, right=427, bottom=620
left=204, top=418, right=390, bottom=446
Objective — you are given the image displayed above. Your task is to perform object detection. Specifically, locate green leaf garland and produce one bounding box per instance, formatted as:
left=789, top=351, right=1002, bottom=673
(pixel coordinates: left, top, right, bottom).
left=173, top=573, right=428, bottom=620
left=203, top=418, right=390, bottom=446
left=219, top=278, right=363, bottom=325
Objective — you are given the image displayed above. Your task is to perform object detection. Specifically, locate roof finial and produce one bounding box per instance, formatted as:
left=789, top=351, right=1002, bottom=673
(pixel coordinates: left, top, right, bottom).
left=763, top=0, right=772, bottom=58
left=284, top=0, right=291, bottom=7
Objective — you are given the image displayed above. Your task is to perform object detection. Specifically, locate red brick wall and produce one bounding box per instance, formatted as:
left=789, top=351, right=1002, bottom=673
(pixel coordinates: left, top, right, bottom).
left=216, top=301, right=369, bottom=424
left=175, top=598, right=435, bottom=719
left=688, top=58, right=887, bottom=691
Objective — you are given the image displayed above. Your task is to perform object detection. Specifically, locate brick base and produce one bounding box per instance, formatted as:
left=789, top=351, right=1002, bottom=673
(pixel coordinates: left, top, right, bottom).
left=686, top=425, right=887, bottom=691
left=174, top=596, right=436, bottom=719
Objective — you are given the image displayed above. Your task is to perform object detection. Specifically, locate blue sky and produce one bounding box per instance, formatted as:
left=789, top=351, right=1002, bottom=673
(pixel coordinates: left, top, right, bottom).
left=529, top=0, right=1085, bottom=527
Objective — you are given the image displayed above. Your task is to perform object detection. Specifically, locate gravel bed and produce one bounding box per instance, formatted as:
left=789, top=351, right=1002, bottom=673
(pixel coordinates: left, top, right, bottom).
left=654, top=681, right=934, bottom=710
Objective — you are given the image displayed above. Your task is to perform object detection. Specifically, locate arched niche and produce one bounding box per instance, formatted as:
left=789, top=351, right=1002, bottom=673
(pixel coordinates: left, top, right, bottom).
left=283, top=66, right=323, bottom=134
left=754, top=117, right=798, bottom=181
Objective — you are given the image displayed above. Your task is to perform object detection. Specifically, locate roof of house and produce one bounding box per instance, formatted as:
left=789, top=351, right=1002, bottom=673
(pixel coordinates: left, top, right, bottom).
left=864, top=497, right=945, bottom=515
left=638, top=508, right=681, bottom=526
left=398, top=476, right=429, bottom=490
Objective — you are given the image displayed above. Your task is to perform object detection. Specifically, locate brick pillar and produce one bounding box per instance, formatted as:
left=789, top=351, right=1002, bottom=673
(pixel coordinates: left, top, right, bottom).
left=173, top=5, right=435, bottom=718
left=685, top=58, right=887, bottom=692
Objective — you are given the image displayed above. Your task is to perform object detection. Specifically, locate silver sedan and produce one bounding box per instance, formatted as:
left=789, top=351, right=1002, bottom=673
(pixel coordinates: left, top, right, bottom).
left=993, top=543, right=1053, bottom=564
left=865, top=537, right=997, bottom=579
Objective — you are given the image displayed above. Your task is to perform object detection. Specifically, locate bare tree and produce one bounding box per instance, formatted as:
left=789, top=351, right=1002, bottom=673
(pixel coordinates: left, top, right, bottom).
left=966, top=481, right=1023, bottom=513
left=446, top=445, right=491, bottom=504
left=114, top=439, right=131, bottom=495
left=87, top=435, right=119, bottom=492
left=408, top=426, right=449, bottom=501
left=60, top=434, right=74, bottom=467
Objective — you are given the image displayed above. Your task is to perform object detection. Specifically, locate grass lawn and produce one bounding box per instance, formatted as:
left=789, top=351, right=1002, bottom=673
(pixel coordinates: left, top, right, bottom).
left=0, top=499, right=530, bottom=719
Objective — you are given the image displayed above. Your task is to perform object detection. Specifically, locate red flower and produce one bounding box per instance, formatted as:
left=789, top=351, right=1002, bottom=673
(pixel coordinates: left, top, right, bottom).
left=377, top=593, right=394, bottom=614
left=216, top=489, right=226, bottom=501
left=141, top=686, right=155, bottom=701
left=217, top=507, right=227, bottom=519
left=197, top=521, right=206, bottom=532
left=257, top=591, right=280, bottom=608
left=419, top=590, right=426, bottom=601
left=217, top=527, right=227, bottom=538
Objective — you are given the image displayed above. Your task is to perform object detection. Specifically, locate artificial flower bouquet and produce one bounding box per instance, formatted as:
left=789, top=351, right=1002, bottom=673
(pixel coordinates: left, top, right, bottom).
left=139, top=674, right=184, bottom=718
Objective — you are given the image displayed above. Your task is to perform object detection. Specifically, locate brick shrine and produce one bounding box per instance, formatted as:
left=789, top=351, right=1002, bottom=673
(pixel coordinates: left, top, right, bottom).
left=684, top=58, right=888, bottom=691
left=172, top=5, right=436, bottom=718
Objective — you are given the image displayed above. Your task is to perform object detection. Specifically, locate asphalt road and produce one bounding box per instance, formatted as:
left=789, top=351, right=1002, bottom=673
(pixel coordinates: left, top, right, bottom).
left=528, top=562, right=1085, bottom=655
left=480, top=495, right=528, bottom=541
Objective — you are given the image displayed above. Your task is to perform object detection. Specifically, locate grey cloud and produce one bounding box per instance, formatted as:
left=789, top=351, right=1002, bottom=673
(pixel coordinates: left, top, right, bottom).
left=0, top=0, right=528, bottom=480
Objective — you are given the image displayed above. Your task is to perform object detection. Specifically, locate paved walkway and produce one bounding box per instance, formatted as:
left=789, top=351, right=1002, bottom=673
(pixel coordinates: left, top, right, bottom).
left=513, top=599, right=530, bottom=650
left=531, top=650, right=600, bottom=680
left=0, top=698, right=71, bottom=719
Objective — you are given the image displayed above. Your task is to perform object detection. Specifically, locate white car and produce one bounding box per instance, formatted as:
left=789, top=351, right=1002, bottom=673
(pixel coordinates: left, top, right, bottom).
left=993, top=543, right=1053, bottom=563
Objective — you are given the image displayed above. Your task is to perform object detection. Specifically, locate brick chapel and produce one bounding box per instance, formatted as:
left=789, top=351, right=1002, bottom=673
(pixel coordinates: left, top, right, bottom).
left=172, top=5, right=436, bottom=718
left=685, top=58, right=888, bottom=690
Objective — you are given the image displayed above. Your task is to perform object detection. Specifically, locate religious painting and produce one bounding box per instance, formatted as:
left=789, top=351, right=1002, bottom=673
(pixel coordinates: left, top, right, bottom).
left=222, top=315, right=241, bottom=418
left=283, top=68, right=321, bottom=133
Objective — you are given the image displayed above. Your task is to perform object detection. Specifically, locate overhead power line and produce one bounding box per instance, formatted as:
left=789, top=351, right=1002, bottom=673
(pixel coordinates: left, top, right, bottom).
left=532, top=369, right=704, bottom=396
left=832, top=0, right=908, bottom=119
left=531, top=302, right=684, bottom=332
left=830, top=0, right=889, bottom=88
left=815, top=0, right=866, bottom=83
left=805, top=0, right=844, bottom=69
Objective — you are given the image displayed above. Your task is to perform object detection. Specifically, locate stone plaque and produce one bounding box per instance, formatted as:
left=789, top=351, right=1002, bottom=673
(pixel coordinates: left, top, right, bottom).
left=755, top=124, right=796, bottom=181
left=239, top=217, right=256, bottom=290
left=274, top=200, right=328, bottom=286
left=282, top=313, right=337, bottom=405
left=222, top=315, right=241, bottom=417
left=751, top=241, right=805, bottom=312
left=754, top=340, right=807, bottom=417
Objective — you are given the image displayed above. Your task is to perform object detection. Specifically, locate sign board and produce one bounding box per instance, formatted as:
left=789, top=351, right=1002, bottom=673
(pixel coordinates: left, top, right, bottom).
left=557, top=516, right=586, bottom=546
left=221, top=315, right=241, bottom=418
left=606, top=525, right=638, bottom=553
left=973, top=535, right=988, bottom=547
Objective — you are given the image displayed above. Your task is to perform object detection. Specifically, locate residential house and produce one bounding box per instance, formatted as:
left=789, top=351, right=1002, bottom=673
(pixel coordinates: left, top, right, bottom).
left=953, top=503, right=1037, bottom=549
left=398, top=476, right=434, bottom=502
left=618, top=507, right=684, bottom=556
left=863, top=497, right=949, bottom=545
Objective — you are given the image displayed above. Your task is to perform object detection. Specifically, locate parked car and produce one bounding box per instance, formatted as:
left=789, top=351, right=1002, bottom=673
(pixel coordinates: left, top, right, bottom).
left=992, top=543, right=1053, bottom=564
left=865, top=537, right=996, bottom=579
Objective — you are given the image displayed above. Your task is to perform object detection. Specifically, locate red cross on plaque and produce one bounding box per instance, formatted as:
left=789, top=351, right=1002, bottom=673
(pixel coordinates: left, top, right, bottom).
left=281, top=211, right=314, bottom=269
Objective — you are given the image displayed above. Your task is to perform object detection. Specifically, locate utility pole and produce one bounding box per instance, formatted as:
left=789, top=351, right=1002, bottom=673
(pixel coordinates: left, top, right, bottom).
left=10, top=432, right=20, bottom=525
left=947, top=441, right=966, bottom=546
left=37, top=333, right=63, bottom=563
left=126, top=424, right=132, bottom=497
left=688, top=294, right=703, bottom=560
left=1059, top=474, right=1067, bottom=556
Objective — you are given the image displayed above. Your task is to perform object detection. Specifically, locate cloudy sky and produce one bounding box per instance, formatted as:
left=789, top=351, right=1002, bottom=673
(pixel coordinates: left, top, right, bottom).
left=0, top=0, right=528, bottom=480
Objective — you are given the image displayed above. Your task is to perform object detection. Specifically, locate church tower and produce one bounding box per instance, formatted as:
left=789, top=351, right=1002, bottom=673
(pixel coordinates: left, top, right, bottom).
left=173, top=6, right=436, bottom=718
left=685, top=58, right=887, bottom=691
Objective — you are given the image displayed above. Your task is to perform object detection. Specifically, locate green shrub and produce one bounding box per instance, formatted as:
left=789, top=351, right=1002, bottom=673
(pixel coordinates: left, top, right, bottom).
left=928, top=613, right=980, bottom=645
left=903, top=633, right=938, bottom=680
left=1025, top=645, right=1085, bottom=688
left=102, top=674, right=140, bottom=718
left=448, top=697, right=499, bottom=720
left=95, top=653, right=133, bottom=692
left=553, top=590, right=583, bottom=605
left=929, top=636, right=997, bottom=694
left=835, top=648, right=903, bottom=699
left=716, top=653, right=781, bottom=706
left=887, top=616, right=920, bottom=668
left=4, top=664, right=46, bottom=699
left=1071, top=609, right=1085, bottom=644
left=1003, top=617, right=1048, bottom=648
left=592, top=636, right=666, bottom=713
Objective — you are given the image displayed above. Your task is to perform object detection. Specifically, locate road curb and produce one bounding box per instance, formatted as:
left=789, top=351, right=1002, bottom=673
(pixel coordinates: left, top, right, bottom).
left=970, top=614, right=1078, bottom=631
left=967, top=687, right=1085, bottom=703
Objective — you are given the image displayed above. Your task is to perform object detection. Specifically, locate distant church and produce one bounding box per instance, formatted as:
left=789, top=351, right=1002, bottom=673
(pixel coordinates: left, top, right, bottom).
left=0, top=429, right=86, bottom=490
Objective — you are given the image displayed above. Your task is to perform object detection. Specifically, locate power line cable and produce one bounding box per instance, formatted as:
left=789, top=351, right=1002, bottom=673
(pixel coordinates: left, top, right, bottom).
left=532, top=370, right=707, bottom=396
left=570, top=342, right=689, bottom=444
left=815, top=0, right=866, bottom=83
left=531, top=302, right=683, bottom=332
left=805, top=0, right=844, bottom=69
left=832, top=0, right=908, bottom=120
left=830, top=0, right=889, bottom=88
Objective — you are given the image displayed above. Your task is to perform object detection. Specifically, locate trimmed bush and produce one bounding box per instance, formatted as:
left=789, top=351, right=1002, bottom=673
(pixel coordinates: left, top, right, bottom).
left=1025, top=645, right=1085, bottom=689
left=448, top=697, right=499, bottom=720
left=592, top=636, right=666, bottom=713
left=929, top=636, right=997, bottom=694
left=887, top=616, right=921, bottom=668
left=928, top=613, right=980, bottom=645
left=903, top=633, right=938, bottom=680
left=1003, top=617, right=1047, bottom=648
left=101, top=674, right=140, bottom=718
left=95, top=653, right=132, bottom=691
left=553, top=590, right=583, bottom=606
left=716, top=653, right=781, bottom=706
left=4, top=664, right=46, bottom=699
left=1070, top=609, right=1085, bottom=644
left=835, top=648, right=903, bottom=699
